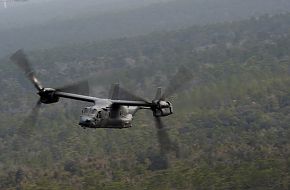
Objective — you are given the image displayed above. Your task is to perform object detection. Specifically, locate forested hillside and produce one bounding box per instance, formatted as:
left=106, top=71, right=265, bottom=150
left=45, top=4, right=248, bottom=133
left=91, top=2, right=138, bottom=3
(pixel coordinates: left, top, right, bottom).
left=1, top=13, right=290, bottom=189
left=1, top=0, right=290, bottom=57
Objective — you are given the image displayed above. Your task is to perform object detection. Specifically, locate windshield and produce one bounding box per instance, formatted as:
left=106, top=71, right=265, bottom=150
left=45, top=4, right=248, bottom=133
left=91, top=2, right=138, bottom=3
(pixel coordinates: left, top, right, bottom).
left=82, top=108, right=89, bottom=114
left=91, top=109, right=97, bottom=114
left=82, top=108, right=98, bottom=115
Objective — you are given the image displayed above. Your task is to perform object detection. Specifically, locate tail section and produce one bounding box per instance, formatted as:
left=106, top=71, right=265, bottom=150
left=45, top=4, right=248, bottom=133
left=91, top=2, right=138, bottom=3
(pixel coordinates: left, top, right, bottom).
left=155, top=87, right=162, bottom=100
left=109, top=83, right=120, bottom=100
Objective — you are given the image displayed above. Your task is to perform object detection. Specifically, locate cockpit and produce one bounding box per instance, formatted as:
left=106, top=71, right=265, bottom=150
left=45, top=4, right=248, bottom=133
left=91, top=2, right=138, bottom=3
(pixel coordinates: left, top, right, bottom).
left=79, top=107, right=102, bottom=128
left=82, top=107, right=97, bottom=115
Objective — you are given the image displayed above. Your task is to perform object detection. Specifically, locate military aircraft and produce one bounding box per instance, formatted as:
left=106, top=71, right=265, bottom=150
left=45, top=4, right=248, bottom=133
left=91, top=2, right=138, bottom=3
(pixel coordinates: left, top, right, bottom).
left=10, top=49, right=192, bottom=131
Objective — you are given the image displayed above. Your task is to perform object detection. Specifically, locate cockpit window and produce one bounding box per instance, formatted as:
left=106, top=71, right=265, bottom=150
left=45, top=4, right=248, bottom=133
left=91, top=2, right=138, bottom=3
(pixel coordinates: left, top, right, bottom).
left=82, top=108, right=89, bottom=114
left=97, top=111, right=102, bottom=118
left=82, top=108, right=98, bottom=115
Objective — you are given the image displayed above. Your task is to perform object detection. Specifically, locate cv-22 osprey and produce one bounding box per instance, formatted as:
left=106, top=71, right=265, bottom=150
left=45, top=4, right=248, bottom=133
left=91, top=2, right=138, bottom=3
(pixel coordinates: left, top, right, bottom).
left=10, top=49, right=192, bottom=130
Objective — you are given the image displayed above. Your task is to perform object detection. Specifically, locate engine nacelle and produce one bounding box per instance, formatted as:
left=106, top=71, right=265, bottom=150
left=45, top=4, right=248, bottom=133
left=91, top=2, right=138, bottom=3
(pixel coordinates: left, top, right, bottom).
left=152, top=100, right=173, bottom=117
left=38, top=88, right=59, bottom=104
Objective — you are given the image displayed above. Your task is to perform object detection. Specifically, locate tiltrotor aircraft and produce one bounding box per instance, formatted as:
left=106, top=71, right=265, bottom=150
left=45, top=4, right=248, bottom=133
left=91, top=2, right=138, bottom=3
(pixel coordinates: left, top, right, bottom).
left=10, top=49, right=192, bottom=130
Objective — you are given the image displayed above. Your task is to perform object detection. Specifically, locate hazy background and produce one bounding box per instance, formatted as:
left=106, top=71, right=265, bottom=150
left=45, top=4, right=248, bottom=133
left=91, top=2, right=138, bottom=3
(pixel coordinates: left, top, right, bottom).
left=0, top=0, right=172, bottom=29
left=1, top=0, right=290, bottom=57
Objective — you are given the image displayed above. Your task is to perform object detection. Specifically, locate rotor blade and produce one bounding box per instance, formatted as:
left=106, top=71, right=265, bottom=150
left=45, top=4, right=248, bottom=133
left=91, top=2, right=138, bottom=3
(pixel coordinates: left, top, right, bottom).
left=56, top=79, right=90, bottom=96
left=10, top=49, right=43, bottom=91
left=118, top=86, right=149, bottom=102
left=154, top=117, right=172, bottom=155
left=161, top=66, right=193, bottom=100
left=17, top=99, right=41, bottom=137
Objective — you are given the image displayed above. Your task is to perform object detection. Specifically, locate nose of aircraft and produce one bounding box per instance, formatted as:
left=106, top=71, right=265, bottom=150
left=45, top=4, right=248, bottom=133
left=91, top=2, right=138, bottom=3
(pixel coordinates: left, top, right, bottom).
left=79, top=116, right=93, bottom=127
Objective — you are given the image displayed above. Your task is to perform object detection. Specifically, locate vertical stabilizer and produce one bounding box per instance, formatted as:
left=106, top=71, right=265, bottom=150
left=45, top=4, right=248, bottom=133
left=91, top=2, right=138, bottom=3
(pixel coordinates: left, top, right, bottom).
left=109, top=83, right=120, bottom=100
left=155, top=87, right=162, bottom=100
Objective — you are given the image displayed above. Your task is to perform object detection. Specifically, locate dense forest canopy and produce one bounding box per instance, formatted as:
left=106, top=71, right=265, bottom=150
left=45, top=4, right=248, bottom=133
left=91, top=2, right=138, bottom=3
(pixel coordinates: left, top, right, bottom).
left=1, top=10, right=290, bottom=190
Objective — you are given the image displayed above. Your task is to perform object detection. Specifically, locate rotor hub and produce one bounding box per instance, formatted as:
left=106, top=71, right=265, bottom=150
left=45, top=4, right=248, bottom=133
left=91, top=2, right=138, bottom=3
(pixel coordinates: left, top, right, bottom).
left=38, top=88, right=59, bottom=104
left=152, top=100, right=173, bottom=117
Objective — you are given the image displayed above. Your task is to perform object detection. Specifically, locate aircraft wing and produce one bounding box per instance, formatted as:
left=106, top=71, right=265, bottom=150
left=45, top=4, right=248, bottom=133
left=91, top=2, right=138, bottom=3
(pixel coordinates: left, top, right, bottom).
left=55, top=91, right=98, bottom=103
left=111, top=100, right=151, bottom=107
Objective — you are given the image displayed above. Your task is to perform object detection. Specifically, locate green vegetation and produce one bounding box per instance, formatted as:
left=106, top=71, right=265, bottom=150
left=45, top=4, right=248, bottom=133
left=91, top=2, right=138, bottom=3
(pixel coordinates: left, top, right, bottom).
left=1, top=13, right=290, bottom=189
